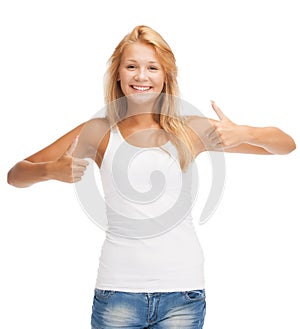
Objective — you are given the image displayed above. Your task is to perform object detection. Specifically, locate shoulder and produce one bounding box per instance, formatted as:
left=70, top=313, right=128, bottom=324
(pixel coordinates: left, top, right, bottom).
left=183, top=115, right=216, bottom=139
left=182, top=115, right=218, bottom=155
left=184, top=115, right=216, bottom=128
left=80, top=117, right=110, bottom=131
left=78, top=117, right=111, bottom=142
left=78, top=116, right=110, bottom=144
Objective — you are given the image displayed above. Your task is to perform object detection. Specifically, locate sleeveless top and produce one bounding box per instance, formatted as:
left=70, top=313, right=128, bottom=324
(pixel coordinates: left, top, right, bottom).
left=95, top=124, right=205, bottom=292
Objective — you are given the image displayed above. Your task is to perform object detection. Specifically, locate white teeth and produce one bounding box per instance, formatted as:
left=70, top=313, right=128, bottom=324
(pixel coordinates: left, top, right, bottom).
left=132, top=85, right=151, bottom=91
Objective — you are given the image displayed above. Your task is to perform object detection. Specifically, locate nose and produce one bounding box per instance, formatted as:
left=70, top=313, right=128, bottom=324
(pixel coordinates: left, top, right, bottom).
left=134, top=67, right=148, bottom=81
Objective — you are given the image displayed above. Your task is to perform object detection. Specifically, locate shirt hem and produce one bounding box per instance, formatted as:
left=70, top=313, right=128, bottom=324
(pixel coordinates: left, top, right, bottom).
left=94, top=283, right=205, bottom=293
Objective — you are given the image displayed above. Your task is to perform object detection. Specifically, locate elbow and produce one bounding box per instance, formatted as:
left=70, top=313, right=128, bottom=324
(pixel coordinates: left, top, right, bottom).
left=7, top=169, right=21, bottom=188
left=280, top=138, right=296, bottom=155
left=7, top=167, right=30, bottom=188
left=7, top=169, right=15, bottom=186
left=286, top=135, right=297, bottom=154
left=276, top=129, right=296, bottom=155
left=289, top=139, right=297, bottom=153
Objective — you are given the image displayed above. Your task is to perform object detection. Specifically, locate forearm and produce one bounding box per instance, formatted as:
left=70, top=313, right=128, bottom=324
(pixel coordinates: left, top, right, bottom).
left=243, top=125, right=296, bottom=155
left=7, top=160, right=53, bottom=188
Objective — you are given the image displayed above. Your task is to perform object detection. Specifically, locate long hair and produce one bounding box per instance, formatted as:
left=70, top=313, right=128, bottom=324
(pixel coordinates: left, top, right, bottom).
left=104, top=25, right=195, bottom=172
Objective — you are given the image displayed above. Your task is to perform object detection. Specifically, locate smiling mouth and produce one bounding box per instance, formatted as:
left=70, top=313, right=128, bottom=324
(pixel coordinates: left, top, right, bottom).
left=131, top=85, right=152, bottom=92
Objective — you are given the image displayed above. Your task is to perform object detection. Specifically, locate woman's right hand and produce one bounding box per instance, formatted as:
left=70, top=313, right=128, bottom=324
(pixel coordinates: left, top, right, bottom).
left=48, top=136, right=89, bottom=183
left=7, top=122, right=91, bottom=188
left=8, top=119, right=109, bottom=188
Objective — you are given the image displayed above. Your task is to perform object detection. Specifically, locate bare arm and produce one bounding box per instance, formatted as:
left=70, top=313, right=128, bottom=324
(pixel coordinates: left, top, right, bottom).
left=186, top=102, right=296, bottom=156
left=187, top=102, right=296, bottom=155
left=218, top=125, right=296, bottom=155
left=7, top=123, right=88, bottom=188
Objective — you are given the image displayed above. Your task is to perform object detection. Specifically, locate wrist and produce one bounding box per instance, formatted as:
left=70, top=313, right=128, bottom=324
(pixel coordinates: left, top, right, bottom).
left=240, top=125, right=273, bottom=147
left=240, top=125, right=255, bottom=144
left=44, top=161, right=56, bottom=181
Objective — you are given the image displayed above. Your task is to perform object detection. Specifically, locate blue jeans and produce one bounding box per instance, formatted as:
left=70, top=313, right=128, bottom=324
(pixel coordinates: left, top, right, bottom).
left=91, top=288, right=206, bottom=329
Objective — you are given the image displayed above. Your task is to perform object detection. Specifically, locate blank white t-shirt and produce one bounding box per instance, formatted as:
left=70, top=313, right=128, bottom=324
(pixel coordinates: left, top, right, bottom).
left=95, top=124, right=205, bottom=292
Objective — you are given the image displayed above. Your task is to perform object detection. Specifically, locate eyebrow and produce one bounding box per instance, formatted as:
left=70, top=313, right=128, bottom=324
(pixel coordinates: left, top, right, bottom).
left=125, top=59, right=159, bottom=64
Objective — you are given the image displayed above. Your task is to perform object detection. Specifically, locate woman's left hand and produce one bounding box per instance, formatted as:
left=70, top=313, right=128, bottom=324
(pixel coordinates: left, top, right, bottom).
left=208, top=101, right=247, bottom=149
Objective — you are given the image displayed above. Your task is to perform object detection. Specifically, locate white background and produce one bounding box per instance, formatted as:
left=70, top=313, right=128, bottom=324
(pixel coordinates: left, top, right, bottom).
left=1, top=0, right=299, bottom=328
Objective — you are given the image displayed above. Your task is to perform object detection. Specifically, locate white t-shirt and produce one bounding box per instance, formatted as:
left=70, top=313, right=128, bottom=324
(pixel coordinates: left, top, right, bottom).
left=95, top=124, right=205, bottom=292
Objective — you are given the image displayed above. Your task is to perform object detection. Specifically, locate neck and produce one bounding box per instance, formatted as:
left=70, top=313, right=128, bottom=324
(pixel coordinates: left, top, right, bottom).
left=123, top=112, right=160, bottom=128
left=124, top=102, right=160, bottom=127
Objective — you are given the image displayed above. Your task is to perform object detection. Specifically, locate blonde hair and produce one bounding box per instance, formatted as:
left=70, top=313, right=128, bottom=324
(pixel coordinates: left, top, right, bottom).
left=104, top=25, right=195, bottom=171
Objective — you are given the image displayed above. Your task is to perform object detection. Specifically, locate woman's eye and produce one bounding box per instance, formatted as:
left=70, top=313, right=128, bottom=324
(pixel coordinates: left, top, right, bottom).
left=149, top=66, right=158, bottom=71
left=127, top=65, right=136, bottom=70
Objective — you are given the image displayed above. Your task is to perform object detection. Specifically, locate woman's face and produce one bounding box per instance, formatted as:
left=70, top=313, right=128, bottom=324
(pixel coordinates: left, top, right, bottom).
left=118, top=42, right=165, bottom=104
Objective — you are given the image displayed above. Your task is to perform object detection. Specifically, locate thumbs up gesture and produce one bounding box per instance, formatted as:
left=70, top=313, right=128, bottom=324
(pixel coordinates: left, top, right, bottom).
left=52, top=136, right=89, bottom=183
left=208, top=101, right=245, bottom=149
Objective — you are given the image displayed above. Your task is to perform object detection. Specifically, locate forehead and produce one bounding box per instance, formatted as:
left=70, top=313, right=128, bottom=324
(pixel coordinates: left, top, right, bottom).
left=121, top=42, right=160, bottom=63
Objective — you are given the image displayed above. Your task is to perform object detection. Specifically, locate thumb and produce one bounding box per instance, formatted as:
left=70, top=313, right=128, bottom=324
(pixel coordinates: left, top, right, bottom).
left=66, top=135, right=79, bottom=156
left=210, top=100, right=228, bottom=121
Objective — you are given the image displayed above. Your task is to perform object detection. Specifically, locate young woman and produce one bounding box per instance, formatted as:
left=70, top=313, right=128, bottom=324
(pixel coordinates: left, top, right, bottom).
left=7, top=25, right=296, bottom=329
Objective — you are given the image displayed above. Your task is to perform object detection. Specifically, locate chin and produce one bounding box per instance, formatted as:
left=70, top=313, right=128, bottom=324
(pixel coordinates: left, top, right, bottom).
left=126, top=92, right=161, bottom=106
